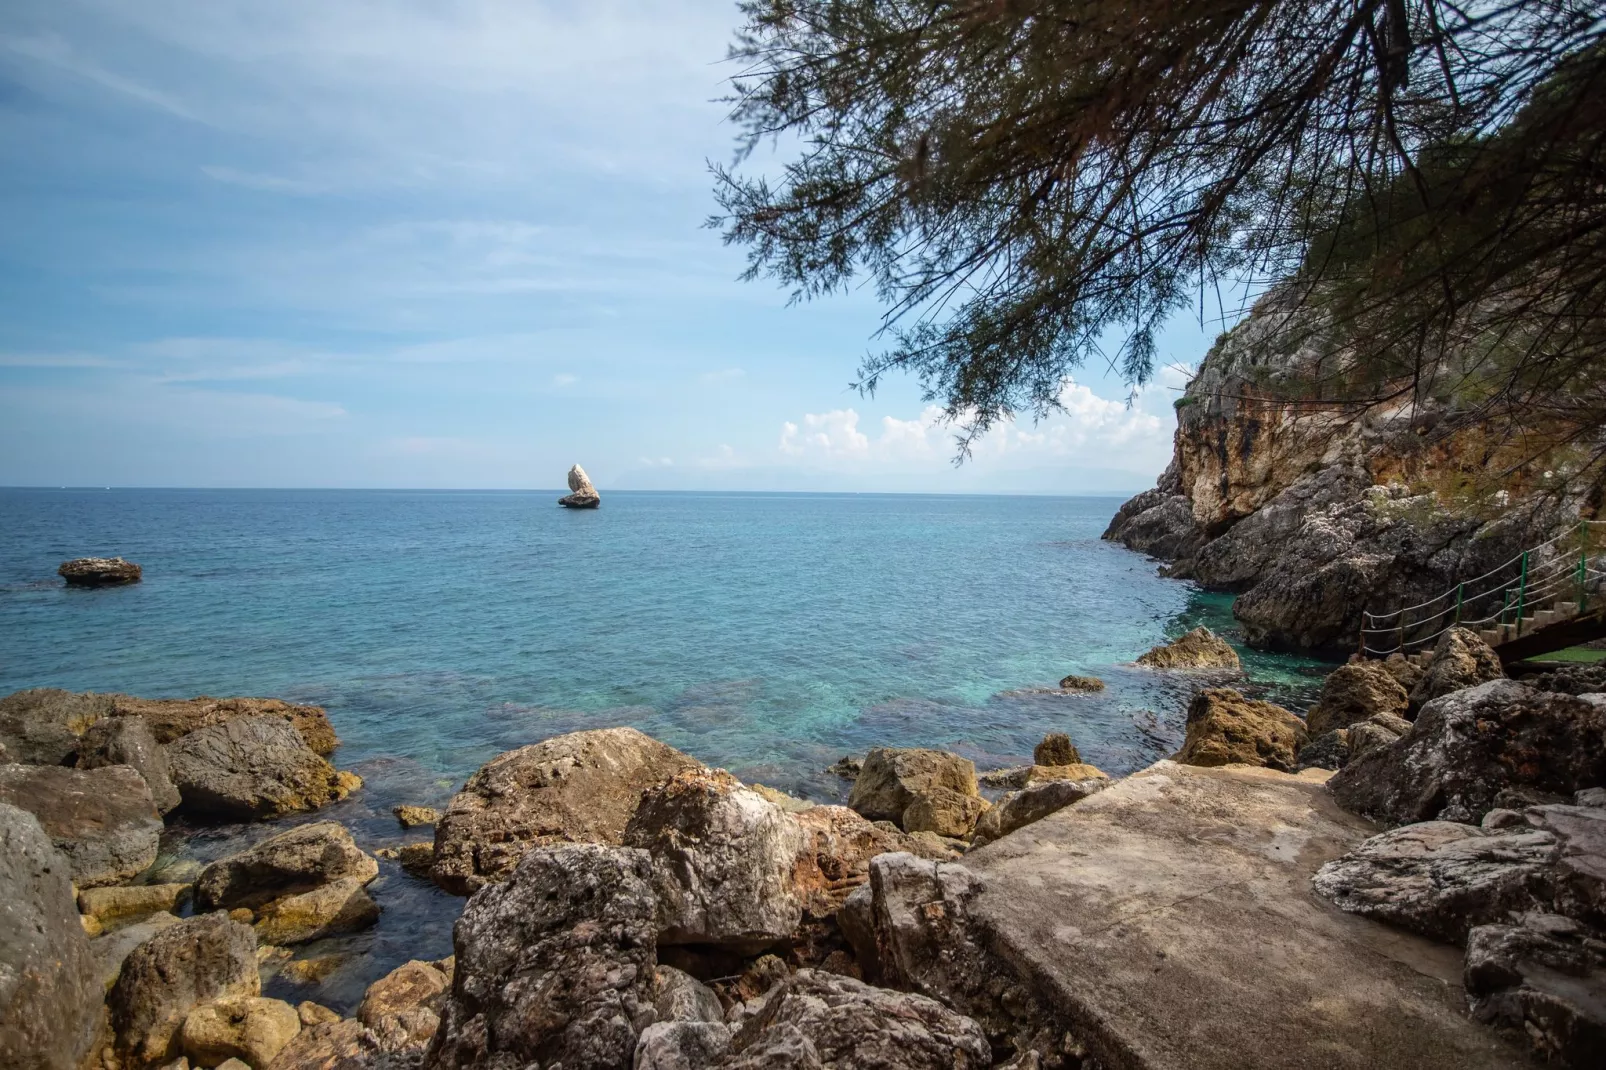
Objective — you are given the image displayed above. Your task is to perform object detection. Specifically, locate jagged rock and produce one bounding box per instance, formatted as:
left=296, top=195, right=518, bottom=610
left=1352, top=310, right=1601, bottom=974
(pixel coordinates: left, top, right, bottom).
left=0, top=763, right=162, bottom=887
left=0, top=804, right=104, bottom=1070
left=557, top=463, right=601, bottom=508
left=970, top=776, right=1110, bottom=847
left=253, top=877, right=380, bottom=945
left=1526, top=804, right=1606, bottom=928
left=357, top=959, right=451, bottom=1053
left=1311, top=821, right=1557, bottom=944
left=111, top=696, right=339, bottom=756
left=978, top=763, right=1108, bottom=790
left=748, top=783, right=814, bottom=813
left=431, top=726, right=700, bottom=895
left=624, top=768, right=805, bottom=952
left=1383, top=652, right=1427, bottom=693
left=846, top=748, right=979, bottom=827
left=1101, top=487, right=1205, bottom=563
left=0, top=687, right=111, bottom=765
left=1346, top=717, right=1406, bottom=762
left=724, top=969, right=990, bottom=1069
left=181, top=997, right=302, bottom=1068
left=827, top=756, right=862, bottom=780
left=109, top=913, right=260, bottom=1068
left=634, top=1022, right=733, bottom=1070
left=393, top=805, right=439, bottom=828
left=378, top=842, right=435, bottom=876
left=59, top=556, right=142, bottom=586
left=262, top=1019, right=380, bottom=1070
left=653, top=966, right=724, bottom=1025
left=1172, top=688, right=1307, bottom=772
left=1524, top=664, right=1606, bottom=697
left=1329, top=680, right=1606, bottom=825
left=901, top=788, right=988, bottom=838
left=1410, top=627, right=1506, bottom=709
left=1306, top=661, right=1410, bottom=736
left=92, top=913, right=184, bottom=994
left=80, top=884, right=191, bottom=927
left=428, top=844, right=657, bottom=1069
left=195, top=822, right=378, bottom=911
left=788, top=804, right=939, bottom=918
left=77, top=716, right=182, bottom=814
left=164, top=715, right=349, bottom=820
left=1135, top=626, right=1241, bottom=670
left=1298, top=729, right=1351, bottom=771
left=1056, top=675, right=1105, bottom=693
left=1032, top=732, right=1080, bottom=766
left=732, top=954, right=791, bottom=1003
left=1464, top=918, right=1606, bottom=1068
left=295, top=1003, right=341, bottom=1028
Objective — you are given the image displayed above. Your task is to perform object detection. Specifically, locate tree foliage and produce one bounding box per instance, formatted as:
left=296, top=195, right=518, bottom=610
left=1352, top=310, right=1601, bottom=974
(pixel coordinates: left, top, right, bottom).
left=712, top=0, right=1606, bottom=483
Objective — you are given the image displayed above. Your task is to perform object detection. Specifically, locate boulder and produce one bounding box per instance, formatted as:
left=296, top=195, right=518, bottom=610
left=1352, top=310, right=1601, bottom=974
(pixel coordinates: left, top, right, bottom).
left=295, top=1003, right=340, bottom=1028
left=357, top=959, right=451, bottom=1053
left=979, top=763, right=1108, bottom=790
left=59, top=556, right=142, bottom=586
left=749, top=783, right=814, bottom=812
left=1464, top=919, right=1606, bottom=1068
left=428, top=844, right=657, bottom=1069
left=1410, top=626, right=1505, bottom=709
left=0, top=804, right=104, bottom=1070
left=1383, top=652, right=1427, bottom=694
left=0, top=763, right=162, bottom=887
left=901, top=788, right=988, bottom=838
left=253, top=877, right=380, bottom=945
left=77, top=715, right=183, bottom=814
left=634, top=1022, right=733, bottom=1070
left=1329, top=680, right=1606, bottom=826
left=181, top=997, right=301, bottom=1069
left=377, top=841, right=435, bottom=876
left=80, top=883, right=192, bottom=928
left=1032, top=732, right=1080, bottom=766
left=1135, top=626, right=1240, bottom=670
left=111, top=696, right=339, bottom=756
left=788, top=804, right=940, bottom=919
left=970, top=776, right=1110, bottom=847
left=1311, top=821, right=1557, bottom=944
left=1346, top=717, right=1406, bottom=762
left=724, top=969, right=990, bottom=1069
left=1526, top=804, right=1606, bottom=928
left=1523, top=664, right=1606, bottom=697
left=164, top=715, right=349, bottom=820
left=0, top=687, right=111, bottom=765
left=1298, top=729, right=1351, bottom=771
left=1056, top=675, right=1105, bottom=693
left=109, top=913, right=260, bottom=1068
left=91, top=913, right=185, bottom=995
left=558, top=463, right=601, bottom=508
left=827, top=756, right=862, bottom=780
left=393, top=805, right=439, bottom=828
left=430, top=726, right=701, bottom=895
left=624, top=768, right=805, bottom=952
left=846, top=748, right=979, bottom=827
left=653, top=965, right=725, bottom=1025
left=261, top=1019, right=379, bottom=1070
left=195, top=822, right=378, bottom=911
left=1305, top=661, right=1411, bottom=736
left=1171, top=688, right=1308, bottom=772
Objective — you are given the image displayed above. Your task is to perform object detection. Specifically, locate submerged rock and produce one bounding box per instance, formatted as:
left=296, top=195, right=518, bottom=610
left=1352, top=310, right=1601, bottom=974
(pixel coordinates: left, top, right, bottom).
left=558, top=463, right=601, bottom=508
left=0, top=763, right=162, bottom=887
left=164, top=715, right=351, bottom=820
left=393, top=804, right=439, bottom=828
left=195, top=821, right=378, bottom=911
left=1056, top=674, right=1105, bottom=693
left=77, top=715, right=182, bottom=815
left=1171, top=688, right=1307, bottom=772
left=108, top=913, right=260, bottom=1068
left=846, top=747, right=979, bottom=828
left=1305, top=660, right=1411, bottom=736
left=59, top=556, right=142, bottom=586
left=0, top=687, right=112, bottom=765
left=1135, top=626, right=1241, bottom=670
left=1410, top=627, right=1506, bottom=710
left=0, top=804, right=104, bottom=1070
left=253, top=877, right=380, bottom=945
left=431, top=726, right=701, bottom=895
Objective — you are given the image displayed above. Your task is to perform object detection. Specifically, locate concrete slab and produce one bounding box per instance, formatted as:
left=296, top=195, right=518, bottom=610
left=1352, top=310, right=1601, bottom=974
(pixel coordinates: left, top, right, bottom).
left=965, top=761, right=1535, bottom=1069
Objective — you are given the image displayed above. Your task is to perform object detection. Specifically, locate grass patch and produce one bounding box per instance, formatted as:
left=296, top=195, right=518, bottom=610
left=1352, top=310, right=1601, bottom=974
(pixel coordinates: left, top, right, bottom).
left=1527, top=646, right=1606, bottom=664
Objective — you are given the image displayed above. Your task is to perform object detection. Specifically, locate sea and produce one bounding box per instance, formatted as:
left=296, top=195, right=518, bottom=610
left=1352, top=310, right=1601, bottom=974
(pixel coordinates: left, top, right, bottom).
left=0, top=487, right=1328, bottom=1007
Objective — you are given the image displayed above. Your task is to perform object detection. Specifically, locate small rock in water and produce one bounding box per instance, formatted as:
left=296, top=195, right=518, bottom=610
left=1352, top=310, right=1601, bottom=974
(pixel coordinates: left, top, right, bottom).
left=392, top=804, right=439, bottom=828
left=58, top=557, right=142, bottom=586
left=1032, top=732, right=1081, bottom=767
left=1057, top=674, right=1105, bottom=693
left=1172, top=688, right=1307, bottom=772
left=558, top=463, right=601, bottom=508
left=1135, top=626, right=1241, bottom=670
left=827, top=755, right=862, bottom=779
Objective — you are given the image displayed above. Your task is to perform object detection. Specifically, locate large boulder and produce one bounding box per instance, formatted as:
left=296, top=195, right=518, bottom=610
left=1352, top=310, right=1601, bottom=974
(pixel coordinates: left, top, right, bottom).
left=624, top=768, right=806, bottom=953
left=79, top=883, right=191, bottom=929
left=0, top=804, right=104, bottom=1070
left=846, top=748, right=979, bottom=828
left=1305, top=661, right=1411, bottom=736
left=652, top=966, right=724, bottom=1025
left=1464, top=919, right=1606, bottom=1068
left=1171, top=688, right=1308, bottom=772
left=108, top=913, right=260, bottom=1068
left=181, top=996, right=302, bottom=1069
left=358, top=959, right=452, bottom=1054
left=634, top=1022, right=733, bottom=1070
left=110, top=695, right=339, bottom=757
left=558, top=463, right=601, bottom=508
left=195, top=821, right=378, bottom=911
left=901, top=788, right=988, bottom=838
left=427, top=844, right=658, bottom=1069
left=788, top=804, right=946, bottom=920
left=1135, top=626, right=1241, bottom=670
left=430, top=727, right=701, bottom=895
left=970, top=775, right=1110, bottom=847
left=77, top=715, right=182, bottom=814
left=263, top=1019, right=380, bottom=1070
left=0, top=687, right=111, bottom=765
left=0, top=763, right=162, bottom=887
left=90, top=913, right=184, bottom=995
left=1032, top=733, right=1080, bottom=766
left=1329, top=680, right=1606, bottom=826
left=164, top=715, right=350, bottom=820
left=59, top=556, right=142, bottom=586
left=253, top=877, right=381, bottom=945
left=1410, top=627, right=1505, bottom=709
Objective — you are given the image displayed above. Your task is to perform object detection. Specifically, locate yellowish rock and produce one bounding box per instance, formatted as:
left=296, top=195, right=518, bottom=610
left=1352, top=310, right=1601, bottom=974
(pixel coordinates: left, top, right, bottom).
left=254, top=878, right=379, bottom=945
left=278, top=954, right=346, bottom=985
left=1023, top=763, right=1109, bottom=785
left=296, top=1002, right=341, bottom=1028
left=79, top=883, right=191, bottom=927
left=333, top=770, right=363, bottom=800
left=1173, top=688, right=1307, bottom=772
left=228, top=908, right=254, bottom=924
left=391, top=805, right=440, bottom=828
left=901, top=788, right=989, bottom=838
left=1032, top=732, right=1081, bottom=766
left=1136, top=626, right=1241, bottom=671
left=749, top=784, right=814, bottom=813
left=81, top=912, right=104, bottom=937
left=180, top=996, right=301, bottom=1068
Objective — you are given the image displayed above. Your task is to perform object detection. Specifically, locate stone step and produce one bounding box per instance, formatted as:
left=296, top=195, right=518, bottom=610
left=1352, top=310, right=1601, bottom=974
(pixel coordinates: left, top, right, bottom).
left=1531, top=610, right=1559, bottom=629
left=1480, top=629, right=1503, bottom=646
left=1553, top=601, right=1579, bottom=616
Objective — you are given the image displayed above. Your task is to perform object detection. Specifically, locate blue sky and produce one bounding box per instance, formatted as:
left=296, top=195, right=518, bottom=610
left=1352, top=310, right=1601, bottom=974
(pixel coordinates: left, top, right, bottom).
left=0, top=0, right=1232, bottom=493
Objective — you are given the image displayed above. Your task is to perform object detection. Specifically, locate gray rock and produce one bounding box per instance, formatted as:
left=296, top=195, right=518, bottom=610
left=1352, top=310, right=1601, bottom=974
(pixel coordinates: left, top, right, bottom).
left=165, top=714, right=345, bottom=820
left=90, top=912, right=184, bottom=994
left=1305, top=661, right=1410, bottom=736
left=970, top=776, right=1109, bottom=847
left=1523, top=664, right=1606, bottom=697
left=0, top=687, right=111, bottom=765
left=1578, top=788, right=1606, bottom=809
left=634, top=1022, right=733, bottom=1070
left=428, top=844, right=657, bottom=1069
left=1526, top=805, right=1606, bottom=929
left=108, top=912, right=260, bottom=1068
left=1311, top=821, right=1556, bottom=944
left=431, top=726, right=701, bottom=895
left=1410, top=627, right=1506, bottom=709
left=1329, top=680, right=1606, bottom=826
left=77, top=715, right=182, bottom=814
left=1297, top=729, right=1350, bottom=771
left=358, top=959, right=452, bottom=1054
left=653, top=965, right=725, bottom=1025
left=195, top=821, right=379, bottom=911
left=846, top=748, right=979, bottom=827
left=1345, top=719, right=1404, bottom=762
left=0, top=763, right=161, bottom=887
left=1464, top=920, right=1606, bottom=1068
left=59, top=556, right=142, bottom=586
left=0, top=804, right=104, bottom=1070
left=557, top=463, right=601, bottom=508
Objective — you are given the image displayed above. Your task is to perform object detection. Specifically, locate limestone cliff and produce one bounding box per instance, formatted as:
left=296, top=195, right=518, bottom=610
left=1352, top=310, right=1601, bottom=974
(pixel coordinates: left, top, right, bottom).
left=1106, top=300, right=1590, bottom=656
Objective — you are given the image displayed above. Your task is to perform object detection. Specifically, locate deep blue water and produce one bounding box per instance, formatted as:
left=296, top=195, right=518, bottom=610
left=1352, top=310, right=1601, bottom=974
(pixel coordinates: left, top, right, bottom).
left=0, top=487, right=1325, bottom=1008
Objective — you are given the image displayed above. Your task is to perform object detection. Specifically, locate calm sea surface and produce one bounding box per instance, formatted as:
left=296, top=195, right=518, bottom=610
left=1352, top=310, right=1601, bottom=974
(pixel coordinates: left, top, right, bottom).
left=0, top=488, right=1326, bottom=1005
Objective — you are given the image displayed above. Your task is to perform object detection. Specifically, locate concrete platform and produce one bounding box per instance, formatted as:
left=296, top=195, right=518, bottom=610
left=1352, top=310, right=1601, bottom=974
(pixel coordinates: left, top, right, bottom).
left=965, top=761, right=1535, bottom=1069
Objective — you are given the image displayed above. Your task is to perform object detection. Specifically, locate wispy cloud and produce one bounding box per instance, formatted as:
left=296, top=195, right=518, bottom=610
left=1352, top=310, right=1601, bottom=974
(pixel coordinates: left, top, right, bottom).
left=200, top=165, right=326, bottom=195
left=2, top=30, right=203, bottom=121
left=0, top=351, right=121, bottom=368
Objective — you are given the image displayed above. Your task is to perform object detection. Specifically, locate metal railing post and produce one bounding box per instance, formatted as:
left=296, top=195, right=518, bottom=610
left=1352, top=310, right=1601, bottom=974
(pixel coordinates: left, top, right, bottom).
left=1454, top=583, right=1464, bottom=626
left=1517, top=551, right=1529, bottom=636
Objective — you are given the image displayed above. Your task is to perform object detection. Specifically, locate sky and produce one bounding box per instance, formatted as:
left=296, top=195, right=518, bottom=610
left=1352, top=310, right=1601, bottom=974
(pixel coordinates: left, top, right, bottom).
left=0, top=0, right=1233, bottom=493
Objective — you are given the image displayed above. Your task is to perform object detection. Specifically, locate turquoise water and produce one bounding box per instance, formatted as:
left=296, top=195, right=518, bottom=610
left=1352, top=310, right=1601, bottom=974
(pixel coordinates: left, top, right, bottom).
left=0, top=488, right=1326, bottom=1007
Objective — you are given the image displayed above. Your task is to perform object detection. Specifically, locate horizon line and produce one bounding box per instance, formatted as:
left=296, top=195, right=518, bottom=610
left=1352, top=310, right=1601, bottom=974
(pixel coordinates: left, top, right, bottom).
left=0, top=485, right=1141, bottom=498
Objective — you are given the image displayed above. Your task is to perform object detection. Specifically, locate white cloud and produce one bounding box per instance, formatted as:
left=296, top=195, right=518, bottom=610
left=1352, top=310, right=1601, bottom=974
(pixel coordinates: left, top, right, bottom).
left=201, top=165, right=326, bottom=195
left=637, top=456, right=674, bottom=468
left=780, top=410, right=870, bottom=458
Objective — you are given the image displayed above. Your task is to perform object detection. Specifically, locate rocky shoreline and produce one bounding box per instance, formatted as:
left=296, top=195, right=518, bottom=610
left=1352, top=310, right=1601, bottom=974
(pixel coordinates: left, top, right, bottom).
left=2, top=624, right=1601, bottom=1069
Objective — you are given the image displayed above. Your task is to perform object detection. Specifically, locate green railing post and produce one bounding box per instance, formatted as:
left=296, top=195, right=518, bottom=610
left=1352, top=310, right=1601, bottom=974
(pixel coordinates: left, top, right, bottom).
left=1582, top=520, right=1592, bottom=614
left=1454, top=582, right=1464, bottom=625
left=1516, top=551, right=1529, bottom=636
left=1501, top=588, right=1511, bottom=628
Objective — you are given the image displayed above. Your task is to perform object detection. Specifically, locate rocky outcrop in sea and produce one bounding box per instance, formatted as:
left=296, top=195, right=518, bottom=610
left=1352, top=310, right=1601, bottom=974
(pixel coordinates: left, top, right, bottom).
left=558, top=464, right=601, bottom=508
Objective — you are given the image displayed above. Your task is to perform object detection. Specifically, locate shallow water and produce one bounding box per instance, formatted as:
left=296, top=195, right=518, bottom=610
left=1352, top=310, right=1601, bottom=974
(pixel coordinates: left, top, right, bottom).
left=0, top=487, right=1329, bottom=1008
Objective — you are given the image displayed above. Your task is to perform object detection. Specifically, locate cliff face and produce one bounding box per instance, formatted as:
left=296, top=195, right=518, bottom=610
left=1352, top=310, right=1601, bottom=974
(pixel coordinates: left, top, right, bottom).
left=1106, top=303, right=1578, bottom=656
